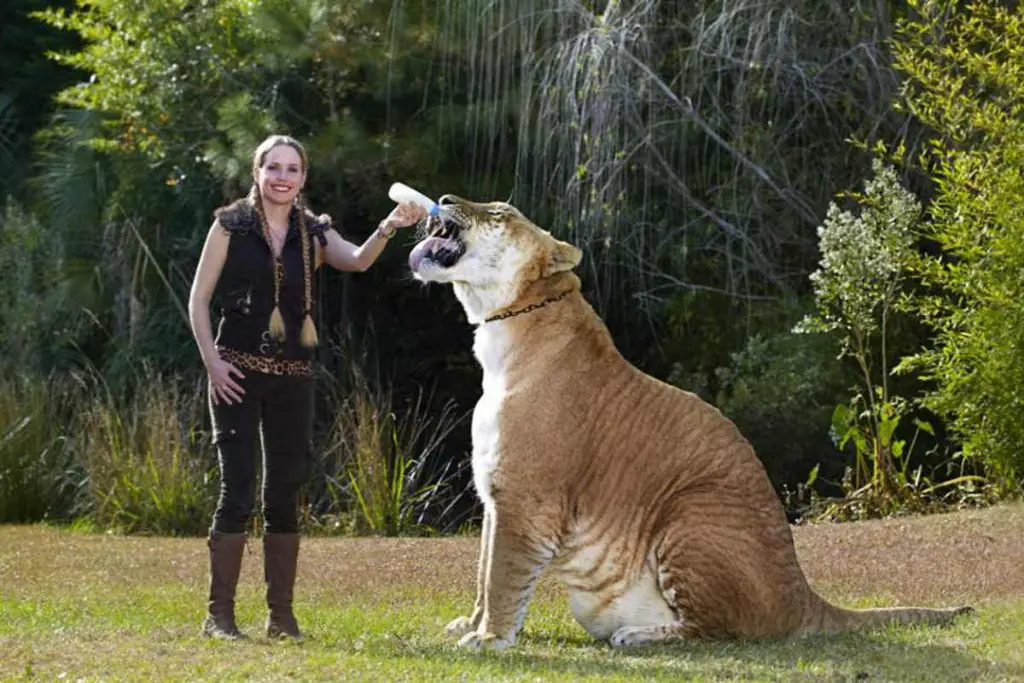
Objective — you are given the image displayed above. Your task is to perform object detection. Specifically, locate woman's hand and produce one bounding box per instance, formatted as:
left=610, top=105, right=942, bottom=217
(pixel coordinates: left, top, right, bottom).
left=207, top=355, right=246, bottom=405
left=380, top=201, right=428, bottom=233
left=323, top=201, right=429, bottom=270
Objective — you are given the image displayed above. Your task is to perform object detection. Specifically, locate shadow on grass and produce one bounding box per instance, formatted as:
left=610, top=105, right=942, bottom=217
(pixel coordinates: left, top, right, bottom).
left=376, top=629, right=1012, bottom=682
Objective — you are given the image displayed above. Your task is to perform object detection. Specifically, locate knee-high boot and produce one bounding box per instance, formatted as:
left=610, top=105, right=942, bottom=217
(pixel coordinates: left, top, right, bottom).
left=264, top=532, right=302, bottom=640
left=200, top=531, right=247, bottom=639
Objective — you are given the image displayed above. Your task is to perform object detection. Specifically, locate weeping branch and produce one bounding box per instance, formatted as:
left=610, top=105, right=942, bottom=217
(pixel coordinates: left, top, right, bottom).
left=428, top=0, right=902, bottom=322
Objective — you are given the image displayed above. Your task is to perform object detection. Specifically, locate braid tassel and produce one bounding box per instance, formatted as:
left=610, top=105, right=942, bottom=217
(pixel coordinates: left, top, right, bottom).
left=300, top=314, right=318, bottom=348
left=269, top=306, right=287, bottom=342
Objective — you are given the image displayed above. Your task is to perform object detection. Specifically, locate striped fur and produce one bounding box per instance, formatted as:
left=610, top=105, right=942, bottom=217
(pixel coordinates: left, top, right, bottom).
left=410, top=196, right=972, bottom=650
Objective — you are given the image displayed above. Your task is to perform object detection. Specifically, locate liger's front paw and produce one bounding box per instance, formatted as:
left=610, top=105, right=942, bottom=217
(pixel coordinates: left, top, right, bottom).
left=457, top=630, right=513, bottom=651
left=444, top=615, right=477, bottom=637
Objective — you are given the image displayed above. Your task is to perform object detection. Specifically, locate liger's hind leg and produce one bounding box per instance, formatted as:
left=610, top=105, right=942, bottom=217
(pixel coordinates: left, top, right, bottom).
left=606, top=557, right=703, bottom=647
left=624, top=503, right=811, bottom=643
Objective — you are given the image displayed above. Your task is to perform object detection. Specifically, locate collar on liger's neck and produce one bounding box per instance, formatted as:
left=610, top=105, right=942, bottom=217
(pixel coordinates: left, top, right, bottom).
left=483, top=289, right=571, bottom=324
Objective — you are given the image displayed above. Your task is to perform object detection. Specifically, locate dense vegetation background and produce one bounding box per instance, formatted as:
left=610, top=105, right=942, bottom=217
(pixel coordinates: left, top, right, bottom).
left=1, top=0, right=1020, bottom=535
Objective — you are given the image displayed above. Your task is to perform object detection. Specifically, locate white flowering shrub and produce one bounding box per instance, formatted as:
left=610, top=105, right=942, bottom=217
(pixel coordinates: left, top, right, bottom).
left=795, top=160, right=958, bottom=518
left=797, top=159, right=916, bottom=347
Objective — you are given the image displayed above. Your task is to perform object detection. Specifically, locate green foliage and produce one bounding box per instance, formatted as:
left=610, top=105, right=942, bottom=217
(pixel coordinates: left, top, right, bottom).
left=34, top=0, right=261, bottom=158
left=32, top=0, right=460, bottom=196
left=73, top=367, right=216, bottom=535
left=794, top=159, right=978, bottom=518
left=0, top=0, right=82, bottom=204
left=826, top=401, right=993, bottom=520
left=0, top=377, right=79, bottom=523
left=796, top=160, right=918, bottom=490
left=709, top=322, right=852, bottom=495
left=816, top=396, right=992, bottom=521
left=889, top=0, right=1024, bottom=491
left=311, top=364, right=469, bottom=537
left=0, top=203, right=80, bottom=373
left=9, top=0, right=984, bottom=535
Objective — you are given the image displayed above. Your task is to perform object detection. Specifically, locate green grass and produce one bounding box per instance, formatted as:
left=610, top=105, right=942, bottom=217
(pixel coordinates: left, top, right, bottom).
left=1, top=525, right=1022, bottom=682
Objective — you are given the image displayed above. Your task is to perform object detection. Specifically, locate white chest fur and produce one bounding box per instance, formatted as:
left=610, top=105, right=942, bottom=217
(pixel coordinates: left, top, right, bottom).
left=471, top=324, right=513, bottom=506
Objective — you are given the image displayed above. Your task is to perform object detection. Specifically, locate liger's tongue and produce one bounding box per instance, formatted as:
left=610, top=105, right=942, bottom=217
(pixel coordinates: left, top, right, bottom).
left=409, top=237, right=444, bottom=272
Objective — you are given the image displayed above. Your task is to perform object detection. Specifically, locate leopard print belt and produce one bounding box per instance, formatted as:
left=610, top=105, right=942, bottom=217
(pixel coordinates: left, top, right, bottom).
left=216, top=346, right=314, bottom=377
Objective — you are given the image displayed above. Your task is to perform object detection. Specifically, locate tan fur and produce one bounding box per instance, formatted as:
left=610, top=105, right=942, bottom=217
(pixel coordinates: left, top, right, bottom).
left=409, top=196, right=972, bottom=650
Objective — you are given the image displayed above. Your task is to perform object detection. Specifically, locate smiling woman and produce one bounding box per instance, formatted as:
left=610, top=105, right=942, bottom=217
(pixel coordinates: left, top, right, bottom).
left=186, top=134, right=428, bottom=642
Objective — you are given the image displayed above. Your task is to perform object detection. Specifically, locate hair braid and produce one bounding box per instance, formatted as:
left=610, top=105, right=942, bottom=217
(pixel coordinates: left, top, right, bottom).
left=296, top=193, right=318, bottom=347
left=251, top=184, right=287, bottom=342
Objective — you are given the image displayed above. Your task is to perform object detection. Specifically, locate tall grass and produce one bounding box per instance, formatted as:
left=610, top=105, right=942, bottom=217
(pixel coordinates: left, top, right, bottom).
left=73, top=366, right=217, bottom=536
left=2, top=355, right=472, bottom=537
left=0, top=376, right=79, bottom=523
left=310, top=365, right=470, bottom=536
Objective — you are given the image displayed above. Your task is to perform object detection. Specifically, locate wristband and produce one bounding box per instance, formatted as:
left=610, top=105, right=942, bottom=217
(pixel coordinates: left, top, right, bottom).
left=376, top=222, right=396, bottom=240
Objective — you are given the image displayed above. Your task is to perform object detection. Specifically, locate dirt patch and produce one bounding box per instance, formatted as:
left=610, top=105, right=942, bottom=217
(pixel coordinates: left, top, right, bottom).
left=794, top=503, right=1024, bottom=606
left=2, top=503, right=1023, bottom=609
left=303, top=503, right=1024, bottom=608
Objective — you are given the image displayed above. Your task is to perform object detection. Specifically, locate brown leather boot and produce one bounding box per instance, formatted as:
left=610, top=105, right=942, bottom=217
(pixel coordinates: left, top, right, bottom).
left=264, top=532, right=302, bottom=640
left=200, top=532, right=247, bottom=640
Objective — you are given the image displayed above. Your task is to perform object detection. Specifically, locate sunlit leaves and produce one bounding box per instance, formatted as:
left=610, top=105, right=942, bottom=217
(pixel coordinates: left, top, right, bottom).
left=34, top=0, right=261, bottom=160
left=891, top=0, right=1024, bottom=489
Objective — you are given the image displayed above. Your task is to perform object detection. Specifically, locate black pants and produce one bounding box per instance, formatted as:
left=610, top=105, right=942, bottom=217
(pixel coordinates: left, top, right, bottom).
left=209, top=371, right=314, bottom=535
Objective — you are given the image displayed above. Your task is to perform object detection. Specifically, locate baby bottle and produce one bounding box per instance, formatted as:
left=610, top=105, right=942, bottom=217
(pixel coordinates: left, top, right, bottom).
left=388, top=182, right=440, bottom=217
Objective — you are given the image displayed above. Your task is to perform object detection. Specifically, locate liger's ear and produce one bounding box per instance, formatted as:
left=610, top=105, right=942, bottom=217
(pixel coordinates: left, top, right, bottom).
left=544, top=239, right=583, bottom=276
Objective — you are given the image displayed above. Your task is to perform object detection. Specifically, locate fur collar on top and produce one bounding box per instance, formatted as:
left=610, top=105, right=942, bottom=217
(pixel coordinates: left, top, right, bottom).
left=213, top=197, right=332, bottom=235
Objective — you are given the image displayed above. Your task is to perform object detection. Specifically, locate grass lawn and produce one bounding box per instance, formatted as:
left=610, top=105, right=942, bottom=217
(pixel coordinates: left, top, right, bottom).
left=2, top=504, right=1024, bottom=682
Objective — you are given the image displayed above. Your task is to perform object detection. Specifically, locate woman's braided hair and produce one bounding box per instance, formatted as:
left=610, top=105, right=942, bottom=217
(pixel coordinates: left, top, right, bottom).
left=250, top=135, right=318, bottom=348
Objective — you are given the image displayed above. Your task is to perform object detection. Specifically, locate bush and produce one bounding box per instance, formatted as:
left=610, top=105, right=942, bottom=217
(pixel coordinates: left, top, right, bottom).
left=710, top=324, right=852, bottom=497
left=0, top=203, right=78, bottom=375
left=306, top=361, right=472, bottom=537
left=73, top=367, right=216, bottom=536
left=664, top=292, right=854, bottom=500
left=796, top=159, right=919, bottom=494
left=795, top=158, right=995, bottom=520
left=890, top=0, right=1024, bottom=492
left=0, top=376, right=79, bottom=523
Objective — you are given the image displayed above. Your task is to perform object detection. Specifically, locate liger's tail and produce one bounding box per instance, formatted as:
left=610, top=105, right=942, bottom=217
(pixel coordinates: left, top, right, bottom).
left=799, top=592, right=974, bottom=636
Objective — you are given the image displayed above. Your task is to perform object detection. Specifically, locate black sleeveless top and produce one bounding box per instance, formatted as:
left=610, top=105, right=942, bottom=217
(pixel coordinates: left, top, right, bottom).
left=212, top=198, right=333, bottom=363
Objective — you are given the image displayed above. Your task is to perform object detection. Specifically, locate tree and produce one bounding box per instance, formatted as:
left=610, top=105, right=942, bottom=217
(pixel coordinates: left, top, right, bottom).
left=0, top=0, right=81, bottom=205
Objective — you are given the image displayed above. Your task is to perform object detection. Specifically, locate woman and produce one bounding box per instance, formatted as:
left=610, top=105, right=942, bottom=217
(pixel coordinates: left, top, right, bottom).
left=188, top=134, right=426, bottom=640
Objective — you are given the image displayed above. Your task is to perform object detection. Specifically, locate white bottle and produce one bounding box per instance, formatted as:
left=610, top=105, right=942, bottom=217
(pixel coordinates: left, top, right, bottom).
left=388, top=182, right=440, bottom=216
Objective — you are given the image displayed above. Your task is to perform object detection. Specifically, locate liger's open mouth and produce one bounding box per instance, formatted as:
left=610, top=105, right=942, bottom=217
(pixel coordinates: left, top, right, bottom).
left=409, top=212, right=467, bottom=272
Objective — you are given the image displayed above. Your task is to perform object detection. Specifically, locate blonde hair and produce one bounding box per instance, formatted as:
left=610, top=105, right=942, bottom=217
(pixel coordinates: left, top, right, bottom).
left=250, top=135, right=318, bottom=348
